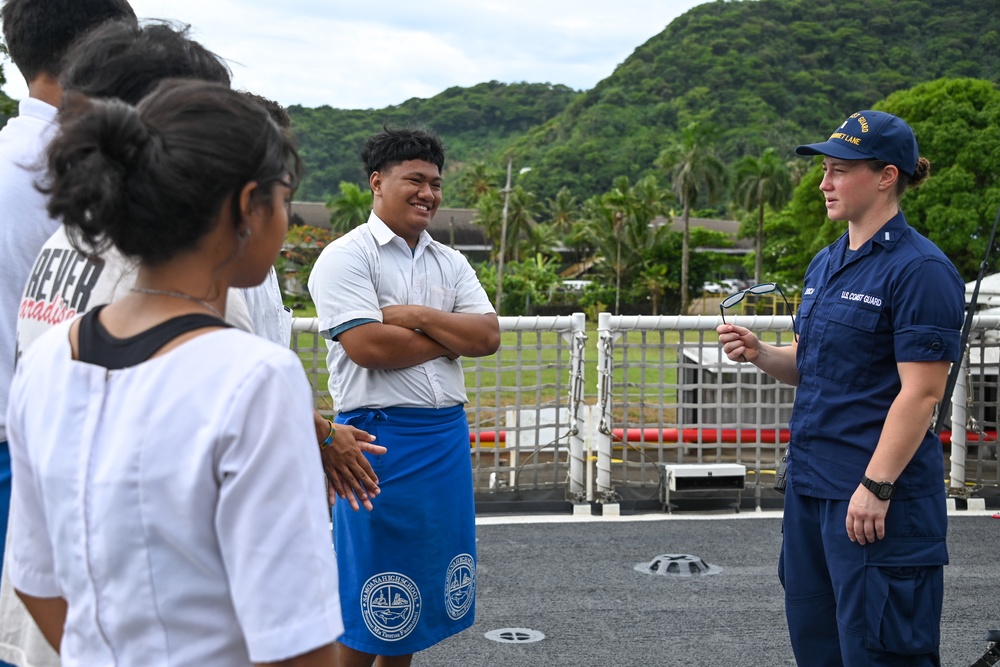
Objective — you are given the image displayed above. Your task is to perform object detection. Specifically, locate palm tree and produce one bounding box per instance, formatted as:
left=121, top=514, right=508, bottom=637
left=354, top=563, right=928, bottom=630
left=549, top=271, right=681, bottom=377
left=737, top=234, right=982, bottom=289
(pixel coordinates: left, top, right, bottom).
left=457, top=161, right=501, bottom=207
left=472, top=190, right=504, bottom=261
left=325, top=182, right=372, bottom=233
left=521, top=222, right=560, bottom=261
left=581, top=175, right=668, bottom=314
left=548, top=187, right=578, bottom=235
left=505, top=185, right=541, bottom=263
left=733, top=148, right=793, bottom=284
left=656, top=123, right=727, bottom=313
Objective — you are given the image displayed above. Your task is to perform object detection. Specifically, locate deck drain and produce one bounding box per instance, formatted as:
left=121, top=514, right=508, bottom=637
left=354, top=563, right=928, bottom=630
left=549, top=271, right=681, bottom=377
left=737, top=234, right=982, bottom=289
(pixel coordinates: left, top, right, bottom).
left=485, top=628, right=546, bottom=644
left=634, top=553, right=723, bottom=577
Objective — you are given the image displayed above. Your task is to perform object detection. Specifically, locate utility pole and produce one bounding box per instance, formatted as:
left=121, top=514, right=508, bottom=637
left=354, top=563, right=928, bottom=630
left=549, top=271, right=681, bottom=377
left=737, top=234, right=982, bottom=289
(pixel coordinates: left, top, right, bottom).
left=495, top=158, right=513, bottom=315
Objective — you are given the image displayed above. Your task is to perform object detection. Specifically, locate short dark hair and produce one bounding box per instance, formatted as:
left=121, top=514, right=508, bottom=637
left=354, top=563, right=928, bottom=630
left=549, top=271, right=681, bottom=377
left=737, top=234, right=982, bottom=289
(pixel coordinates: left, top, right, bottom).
left=1, top=0, right=136, bottom=82
left=61, top=20, right=230, bottom=105
left=239, top=90, right=290, bottom=129
left=361, top=125, right=445, bottom=177
left=44, top=79, right=302, bottom=265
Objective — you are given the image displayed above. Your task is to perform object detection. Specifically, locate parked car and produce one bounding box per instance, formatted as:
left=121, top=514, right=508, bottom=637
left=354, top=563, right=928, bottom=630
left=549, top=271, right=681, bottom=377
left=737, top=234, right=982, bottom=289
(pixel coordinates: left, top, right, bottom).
left=720, top=278, right=749, bottom=293
left=702, top=281, right=725, bottom=294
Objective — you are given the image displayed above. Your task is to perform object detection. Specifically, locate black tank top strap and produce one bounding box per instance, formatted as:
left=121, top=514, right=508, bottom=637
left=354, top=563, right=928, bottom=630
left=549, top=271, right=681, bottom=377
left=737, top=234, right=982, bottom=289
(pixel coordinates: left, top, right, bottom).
left=78, top=305, right=232, bottom=370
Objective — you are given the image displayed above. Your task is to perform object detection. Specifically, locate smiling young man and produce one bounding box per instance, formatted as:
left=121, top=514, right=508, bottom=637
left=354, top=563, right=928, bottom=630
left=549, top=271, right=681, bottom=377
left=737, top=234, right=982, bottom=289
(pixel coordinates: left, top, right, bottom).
left=308, top=126, right=500, bottom=667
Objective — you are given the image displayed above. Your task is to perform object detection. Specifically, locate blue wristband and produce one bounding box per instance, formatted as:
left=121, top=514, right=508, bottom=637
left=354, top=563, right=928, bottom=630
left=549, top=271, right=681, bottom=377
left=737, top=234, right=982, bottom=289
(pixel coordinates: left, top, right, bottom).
left=320, top=419, right=335, bottom=448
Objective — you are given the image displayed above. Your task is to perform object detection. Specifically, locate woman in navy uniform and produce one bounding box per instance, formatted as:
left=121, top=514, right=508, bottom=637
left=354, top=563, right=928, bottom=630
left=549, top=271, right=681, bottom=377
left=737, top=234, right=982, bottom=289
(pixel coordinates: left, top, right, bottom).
left=718, top=110, right=964, bottom=666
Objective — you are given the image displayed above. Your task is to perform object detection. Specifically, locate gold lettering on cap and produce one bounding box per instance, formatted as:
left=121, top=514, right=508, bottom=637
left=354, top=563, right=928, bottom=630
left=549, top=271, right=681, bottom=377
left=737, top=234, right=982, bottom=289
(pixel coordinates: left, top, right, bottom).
left=829, top=132, right=862, bottom=146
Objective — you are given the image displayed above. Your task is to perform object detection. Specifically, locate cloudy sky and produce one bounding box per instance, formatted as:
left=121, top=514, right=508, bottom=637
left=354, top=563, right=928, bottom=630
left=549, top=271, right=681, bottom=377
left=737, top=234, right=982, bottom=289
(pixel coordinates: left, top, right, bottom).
left=2, top=0, right=707, bottom=109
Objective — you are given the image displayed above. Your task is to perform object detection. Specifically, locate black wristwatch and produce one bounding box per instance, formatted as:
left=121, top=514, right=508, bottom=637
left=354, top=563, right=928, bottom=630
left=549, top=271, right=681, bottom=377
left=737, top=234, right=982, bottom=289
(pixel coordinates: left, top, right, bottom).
left=861, top=475, right=894, bottom=500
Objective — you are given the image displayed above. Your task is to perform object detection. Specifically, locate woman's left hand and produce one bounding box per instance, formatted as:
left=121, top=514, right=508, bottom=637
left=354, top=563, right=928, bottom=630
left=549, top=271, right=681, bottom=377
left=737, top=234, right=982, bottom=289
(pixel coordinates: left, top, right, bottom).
left=846, top=484, right=889, bottom=544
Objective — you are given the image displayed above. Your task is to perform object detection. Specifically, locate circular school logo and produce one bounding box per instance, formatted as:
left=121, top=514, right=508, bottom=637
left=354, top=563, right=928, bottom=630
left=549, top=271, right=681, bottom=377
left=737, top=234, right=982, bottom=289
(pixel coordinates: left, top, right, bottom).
left=445, top=554, right=476, bottom=620
left=360, top=572, right=421, bottom=641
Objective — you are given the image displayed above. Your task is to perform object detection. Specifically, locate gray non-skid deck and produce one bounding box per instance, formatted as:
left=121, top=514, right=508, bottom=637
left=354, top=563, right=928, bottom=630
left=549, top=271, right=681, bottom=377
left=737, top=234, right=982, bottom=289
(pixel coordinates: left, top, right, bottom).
left=419, top=511, right=1000, bottom=667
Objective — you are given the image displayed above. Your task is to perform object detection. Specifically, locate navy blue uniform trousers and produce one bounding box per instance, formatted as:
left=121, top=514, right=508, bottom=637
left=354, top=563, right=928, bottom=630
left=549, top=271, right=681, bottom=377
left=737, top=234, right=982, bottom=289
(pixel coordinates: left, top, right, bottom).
left=779, top=487, right=946, bottom=666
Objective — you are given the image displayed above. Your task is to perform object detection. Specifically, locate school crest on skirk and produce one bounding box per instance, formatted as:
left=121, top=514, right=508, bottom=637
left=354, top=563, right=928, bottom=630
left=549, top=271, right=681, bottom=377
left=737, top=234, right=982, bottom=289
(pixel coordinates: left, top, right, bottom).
left=445, top=554, right=476, bottom=620
left=361, top=572, right=422, bottom=641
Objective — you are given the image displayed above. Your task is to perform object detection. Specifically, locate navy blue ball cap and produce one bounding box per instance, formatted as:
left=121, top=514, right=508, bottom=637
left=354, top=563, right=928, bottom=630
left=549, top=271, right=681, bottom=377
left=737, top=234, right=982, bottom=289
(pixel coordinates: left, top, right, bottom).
left=795, top=110, right=919, bottom=176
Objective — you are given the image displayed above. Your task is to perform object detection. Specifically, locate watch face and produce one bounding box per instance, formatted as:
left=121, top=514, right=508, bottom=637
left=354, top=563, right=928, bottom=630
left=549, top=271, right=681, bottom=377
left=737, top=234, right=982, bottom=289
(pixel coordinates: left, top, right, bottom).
left=876, top=484, right=893, bottom=500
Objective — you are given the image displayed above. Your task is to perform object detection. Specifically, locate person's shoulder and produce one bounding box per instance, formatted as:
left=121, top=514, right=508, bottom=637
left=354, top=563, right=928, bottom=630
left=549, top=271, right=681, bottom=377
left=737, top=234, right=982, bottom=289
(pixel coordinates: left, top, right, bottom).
left=336, top=223, right=373, bottom=246
left=312, top=225, right=376, bottom=277
left=425, top=237, right=473, bottom=263
left=320, top=224, right=374, bottom=258
left=187, top=328, right=303, bottom=382
left=208, top=326, right=293, bottom=356
left=0, top=100, right=58, bottom=153
left=806, top=243, right=834, bottom=271
left=15, top=319, right=75, bottom=377
left=897, top=226, right=959, bottom=269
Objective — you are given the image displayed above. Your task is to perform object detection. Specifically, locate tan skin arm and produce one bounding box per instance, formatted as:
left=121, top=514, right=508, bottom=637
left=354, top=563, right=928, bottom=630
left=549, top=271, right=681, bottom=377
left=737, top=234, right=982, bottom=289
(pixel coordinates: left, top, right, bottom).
left=846, top=360, right=951, bottom=545
left=337, top=321, right=458, bottom=370
left=255, top=643, right=336, bottom=666
left=381, top=307, right=500, bottom=359
left=16, top=591, right=66, bottom=652
left=311, top=410, right=387, bottom=511
left=716, top=323, right=799, bottom=386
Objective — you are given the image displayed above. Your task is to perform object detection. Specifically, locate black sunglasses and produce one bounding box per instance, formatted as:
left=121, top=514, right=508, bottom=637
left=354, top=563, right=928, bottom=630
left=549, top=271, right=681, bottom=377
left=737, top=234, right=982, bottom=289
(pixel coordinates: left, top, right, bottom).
left=719, top=282, right=798, bottom=341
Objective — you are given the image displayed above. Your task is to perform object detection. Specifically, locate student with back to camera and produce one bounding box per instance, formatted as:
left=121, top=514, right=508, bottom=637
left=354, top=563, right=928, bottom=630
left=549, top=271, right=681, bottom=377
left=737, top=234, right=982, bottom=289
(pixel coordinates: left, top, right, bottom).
left=717, top=111, right=964, bottom=665
left=5, top=80, right=342, bottom=666
left=0, top=5, right=137, bottom=665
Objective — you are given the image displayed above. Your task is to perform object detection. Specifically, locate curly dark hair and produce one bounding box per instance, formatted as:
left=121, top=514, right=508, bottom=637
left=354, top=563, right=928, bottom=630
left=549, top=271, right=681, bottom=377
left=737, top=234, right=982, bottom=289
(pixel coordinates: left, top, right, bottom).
left=361, top=125, right=445, bottom=177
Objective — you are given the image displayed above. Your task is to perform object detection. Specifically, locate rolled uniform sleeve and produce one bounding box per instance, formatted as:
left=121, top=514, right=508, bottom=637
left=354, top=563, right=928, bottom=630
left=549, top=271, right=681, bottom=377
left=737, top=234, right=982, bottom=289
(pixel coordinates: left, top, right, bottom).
left=892, top=258, right=964, bottom=363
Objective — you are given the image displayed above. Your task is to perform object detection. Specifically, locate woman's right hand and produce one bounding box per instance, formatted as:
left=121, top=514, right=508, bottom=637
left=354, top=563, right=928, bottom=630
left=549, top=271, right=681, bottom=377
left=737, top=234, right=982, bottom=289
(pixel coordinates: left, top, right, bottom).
left=716, top=323, right=760, bottom=363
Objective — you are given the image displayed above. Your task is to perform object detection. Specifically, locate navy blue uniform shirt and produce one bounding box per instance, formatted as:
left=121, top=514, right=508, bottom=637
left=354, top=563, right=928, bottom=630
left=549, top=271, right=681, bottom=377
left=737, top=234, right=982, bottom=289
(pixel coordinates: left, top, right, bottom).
left=789, top=211, right=964, bottom=500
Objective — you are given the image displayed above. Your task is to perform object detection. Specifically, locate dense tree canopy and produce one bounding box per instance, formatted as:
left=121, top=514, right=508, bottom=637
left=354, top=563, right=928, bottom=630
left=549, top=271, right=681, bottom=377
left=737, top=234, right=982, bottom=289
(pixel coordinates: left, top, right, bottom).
left=288, top=81, right=578, bottom=202
left=506, top=0, right=999, bottom=204
left=763, top=78, right=1000, bottom=284
left=283, top=0, right=1000, bottom=218
left=732, top=148, right=793, bottom=284
left=657, top=122, right=727, bottom=312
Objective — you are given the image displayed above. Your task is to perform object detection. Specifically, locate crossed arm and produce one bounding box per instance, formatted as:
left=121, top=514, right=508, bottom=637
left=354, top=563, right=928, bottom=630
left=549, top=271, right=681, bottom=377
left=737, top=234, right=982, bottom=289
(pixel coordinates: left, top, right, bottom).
left=338, top=306, right=500, bottom=370
left=323, top=306, right=498, bottom=508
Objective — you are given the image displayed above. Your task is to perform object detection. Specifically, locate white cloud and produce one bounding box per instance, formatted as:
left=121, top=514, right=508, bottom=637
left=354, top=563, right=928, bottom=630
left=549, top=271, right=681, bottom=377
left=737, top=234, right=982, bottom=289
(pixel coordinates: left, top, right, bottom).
left=1, top=0, right=706, bottom=109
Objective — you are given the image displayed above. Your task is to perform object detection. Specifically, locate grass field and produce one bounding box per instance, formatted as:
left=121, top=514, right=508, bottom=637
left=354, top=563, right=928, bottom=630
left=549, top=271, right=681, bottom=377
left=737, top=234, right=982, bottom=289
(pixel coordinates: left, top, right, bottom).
left=288, top=300, right=800, bottom=417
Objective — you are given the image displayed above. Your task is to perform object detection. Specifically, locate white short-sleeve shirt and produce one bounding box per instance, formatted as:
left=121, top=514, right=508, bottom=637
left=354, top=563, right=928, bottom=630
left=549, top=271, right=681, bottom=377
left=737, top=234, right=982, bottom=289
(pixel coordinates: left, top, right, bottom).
left=307, top=212, right=495, bottom=412
left=16, top=227, right=256, bottom=361
left=0, top=98, right=59, bottom=442
left=240, top=266, right=292, bottom=347
left=6, top=325, right=342, bottom=665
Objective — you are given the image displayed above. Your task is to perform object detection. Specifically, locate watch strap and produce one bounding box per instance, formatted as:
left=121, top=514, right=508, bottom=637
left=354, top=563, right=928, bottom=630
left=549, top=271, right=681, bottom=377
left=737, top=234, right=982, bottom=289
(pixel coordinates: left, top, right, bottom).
left=861, top=475, right=894, bottom=500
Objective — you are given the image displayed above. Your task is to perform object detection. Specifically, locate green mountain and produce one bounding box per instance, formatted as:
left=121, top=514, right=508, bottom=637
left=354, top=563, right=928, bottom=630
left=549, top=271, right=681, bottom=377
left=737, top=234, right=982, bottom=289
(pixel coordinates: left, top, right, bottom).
left=290, top=0, right=1000, bottom=206
left=288, top=81, right=580, bottom=202
left=509, top=0, right=1000, bottom=204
